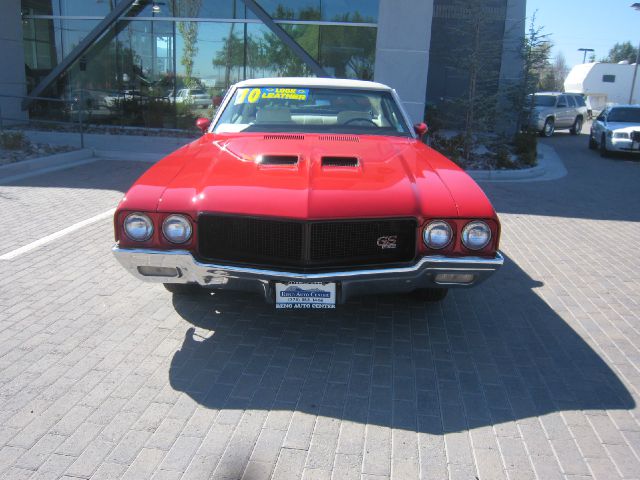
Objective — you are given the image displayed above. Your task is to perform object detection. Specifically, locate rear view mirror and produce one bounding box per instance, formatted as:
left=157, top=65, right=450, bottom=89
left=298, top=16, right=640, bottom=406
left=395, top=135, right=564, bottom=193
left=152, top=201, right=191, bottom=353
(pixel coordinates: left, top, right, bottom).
left=196, top=117, right=211, bottom=133
left=414, top=122, right=428, bottom=138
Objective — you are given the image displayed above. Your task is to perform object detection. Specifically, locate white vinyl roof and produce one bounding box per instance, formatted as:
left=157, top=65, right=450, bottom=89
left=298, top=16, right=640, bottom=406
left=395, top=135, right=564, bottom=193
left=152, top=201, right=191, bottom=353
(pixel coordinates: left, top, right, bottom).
left=233, top=77, right=393, bottom=91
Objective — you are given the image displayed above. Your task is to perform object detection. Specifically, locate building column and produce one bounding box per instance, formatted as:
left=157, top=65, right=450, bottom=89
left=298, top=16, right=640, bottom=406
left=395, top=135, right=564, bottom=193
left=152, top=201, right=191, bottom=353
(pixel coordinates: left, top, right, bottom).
left=0, top=0, right=28, bottom=126
left=373, top=0, right=434, bottom=124
left=496, top=0, right=526, bottom=135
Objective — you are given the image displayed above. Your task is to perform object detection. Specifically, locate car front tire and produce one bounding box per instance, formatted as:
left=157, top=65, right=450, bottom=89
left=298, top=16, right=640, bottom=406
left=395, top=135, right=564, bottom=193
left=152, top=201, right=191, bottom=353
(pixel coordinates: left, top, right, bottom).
left=570, top=117, right=583, bottom=135
left=600, top=134, right=610, bottom=157
left=412, top=288, right=449, bottom=302
left=540, top=118, right=555, bottom=137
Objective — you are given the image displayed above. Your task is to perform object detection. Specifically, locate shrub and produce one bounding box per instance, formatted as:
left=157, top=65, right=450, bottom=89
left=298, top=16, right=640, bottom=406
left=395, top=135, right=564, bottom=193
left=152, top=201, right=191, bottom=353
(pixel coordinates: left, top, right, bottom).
left=494, top=145, right=514, bottom=169
left=0, top=131, right=26, bottom=150
left=429, top=132, right=467, bottom=166
left=514, top=130, right=537, bottom=167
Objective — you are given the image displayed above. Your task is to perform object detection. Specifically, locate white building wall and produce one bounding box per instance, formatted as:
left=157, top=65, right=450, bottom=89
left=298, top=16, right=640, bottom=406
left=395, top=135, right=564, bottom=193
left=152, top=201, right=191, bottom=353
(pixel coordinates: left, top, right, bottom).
left=0, top=0, right=28, bottom=126
left=373, top=0, right=434, bottom=124
left=565, top=62, right=640, bottom=106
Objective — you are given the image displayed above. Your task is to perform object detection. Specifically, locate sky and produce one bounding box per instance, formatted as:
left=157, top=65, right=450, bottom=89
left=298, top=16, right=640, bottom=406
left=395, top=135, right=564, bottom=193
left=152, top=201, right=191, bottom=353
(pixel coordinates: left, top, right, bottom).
left=525, top=0, right=640, bottom=68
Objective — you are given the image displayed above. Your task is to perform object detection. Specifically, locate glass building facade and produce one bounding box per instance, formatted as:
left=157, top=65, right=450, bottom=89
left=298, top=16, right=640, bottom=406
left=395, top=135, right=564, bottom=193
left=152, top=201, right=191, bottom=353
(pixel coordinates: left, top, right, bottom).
left=21, top=0, right=378, bottom=128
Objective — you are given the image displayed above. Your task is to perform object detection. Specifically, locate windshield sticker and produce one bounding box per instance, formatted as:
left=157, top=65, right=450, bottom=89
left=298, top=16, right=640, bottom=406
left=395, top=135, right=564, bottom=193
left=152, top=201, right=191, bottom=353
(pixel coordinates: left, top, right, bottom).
left=235, top=87, right=309, bottom=104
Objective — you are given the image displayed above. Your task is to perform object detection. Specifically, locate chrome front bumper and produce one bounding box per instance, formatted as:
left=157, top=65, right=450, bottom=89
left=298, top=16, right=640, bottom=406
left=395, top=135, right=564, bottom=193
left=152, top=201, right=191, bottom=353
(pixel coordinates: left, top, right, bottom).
left=112, top=246, right=504, bottom=303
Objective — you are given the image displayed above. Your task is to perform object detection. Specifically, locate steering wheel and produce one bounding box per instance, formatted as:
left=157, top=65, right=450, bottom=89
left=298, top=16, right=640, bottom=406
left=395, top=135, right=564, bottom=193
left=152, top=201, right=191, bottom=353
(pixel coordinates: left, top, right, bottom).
left=343, top=118, right=377, bottom=127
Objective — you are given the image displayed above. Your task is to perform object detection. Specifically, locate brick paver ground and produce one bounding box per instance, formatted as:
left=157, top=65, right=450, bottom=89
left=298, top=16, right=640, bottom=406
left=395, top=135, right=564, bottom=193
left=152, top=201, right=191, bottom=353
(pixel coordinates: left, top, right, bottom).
left=0, top=131, right=639, bottom=479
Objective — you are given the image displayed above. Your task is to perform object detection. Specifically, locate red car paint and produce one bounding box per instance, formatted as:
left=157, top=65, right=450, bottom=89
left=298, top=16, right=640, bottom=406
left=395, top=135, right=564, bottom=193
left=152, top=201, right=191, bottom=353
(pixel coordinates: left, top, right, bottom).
left=115, top=132, right=500, bottom=257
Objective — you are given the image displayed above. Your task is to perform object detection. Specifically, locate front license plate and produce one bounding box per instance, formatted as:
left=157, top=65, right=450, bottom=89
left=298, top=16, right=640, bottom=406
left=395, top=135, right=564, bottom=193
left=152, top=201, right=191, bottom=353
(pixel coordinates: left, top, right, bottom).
left=275, top=282, right=336, bottom=309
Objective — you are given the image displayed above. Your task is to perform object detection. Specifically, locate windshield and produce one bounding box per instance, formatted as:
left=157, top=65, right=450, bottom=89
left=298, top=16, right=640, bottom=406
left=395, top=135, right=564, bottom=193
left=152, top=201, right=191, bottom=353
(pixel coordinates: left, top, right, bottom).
left=532, top=95, right=557, bottom=107
left=607, top=108, right=640, bottom=123
left=213, top=86, right=411, bottom=136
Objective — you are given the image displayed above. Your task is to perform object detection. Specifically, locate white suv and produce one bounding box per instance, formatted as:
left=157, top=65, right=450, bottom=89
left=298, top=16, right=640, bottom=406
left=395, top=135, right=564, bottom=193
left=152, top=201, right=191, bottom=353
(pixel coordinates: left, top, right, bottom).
left=527, top=92, right=589, bottom=137
left=172, top=88, right=211, bottom=108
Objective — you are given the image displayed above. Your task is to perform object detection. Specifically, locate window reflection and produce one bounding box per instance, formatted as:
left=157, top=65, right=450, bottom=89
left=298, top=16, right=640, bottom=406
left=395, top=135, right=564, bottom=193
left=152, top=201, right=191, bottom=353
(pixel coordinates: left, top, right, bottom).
left=319, top=25, right=375, bottom=79
left=250, top=0, right=321, bottom=21
left=321, top=0, right=378, bottom=22
left=22, top=0, right=379, bottom=129
left=59, top=0, right=111, bottom=16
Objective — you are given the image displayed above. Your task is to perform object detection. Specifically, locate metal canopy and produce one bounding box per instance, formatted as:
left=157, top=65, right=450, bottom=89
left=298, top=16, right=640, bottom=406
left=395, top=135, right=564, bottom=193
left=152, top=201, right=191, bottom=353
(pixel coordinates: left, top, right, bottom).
left=22, top=0, right=137, bottom=109
left=241, top=0, right=332, bottom=79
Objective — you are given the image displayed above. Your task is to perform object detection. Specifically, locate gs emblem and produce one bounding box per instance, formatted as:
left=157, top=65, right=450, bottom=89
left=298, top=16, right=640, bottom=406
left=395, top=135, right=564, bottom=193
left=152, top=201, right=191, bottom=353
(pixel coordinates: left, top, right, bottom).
left=376, top=235, right=398, bottom=249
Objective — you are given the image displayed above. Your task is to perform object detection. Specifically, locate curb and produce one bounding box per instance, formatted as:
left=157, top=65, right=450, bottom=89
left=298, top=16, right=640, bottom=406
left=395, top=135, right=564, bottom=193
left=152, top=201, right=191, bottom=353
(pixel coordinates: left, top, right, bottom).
left=0, top=149, right=96, bottom=182
left=94, top=150, right=164, bottom=163
left=467, top=143, right=567, bottom=183
left=468, top=163, right=546, bottom=181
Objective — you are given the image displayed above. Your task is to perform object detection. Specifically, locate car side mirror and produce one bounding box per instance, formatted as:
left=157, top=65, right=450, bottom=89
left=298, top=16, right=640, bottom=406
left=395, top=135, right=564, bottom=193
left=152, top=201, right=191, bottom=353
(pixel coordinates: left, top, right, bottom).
left=196, top=117, right=211, bottom=133
left=414, top=122, right=428, bottom=138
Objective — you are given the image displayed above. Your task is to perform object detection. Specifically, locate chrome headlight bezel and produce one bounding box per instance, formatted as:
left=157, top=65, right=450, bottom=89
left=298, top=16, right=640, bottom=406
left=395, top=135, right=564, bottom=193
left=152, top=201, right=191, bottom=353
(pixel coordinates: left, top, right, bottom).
left=612, top=131, right=629, bottom=139
left=423, top=221, right=453, bottom=250
left=124, top=213, right=154, bottom=242
left=162, top=214, right=193, bottom=244
left=461, top=221, right=492, bottom=251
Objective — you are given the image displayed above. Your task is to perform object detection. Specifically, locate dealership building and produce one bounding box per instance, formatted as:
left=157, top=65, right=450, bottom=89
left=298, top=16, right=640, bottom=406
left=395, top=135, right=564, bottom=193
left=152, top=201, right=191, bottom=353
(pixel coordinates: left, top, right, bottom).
left=2, top=0, right=525, bottom=129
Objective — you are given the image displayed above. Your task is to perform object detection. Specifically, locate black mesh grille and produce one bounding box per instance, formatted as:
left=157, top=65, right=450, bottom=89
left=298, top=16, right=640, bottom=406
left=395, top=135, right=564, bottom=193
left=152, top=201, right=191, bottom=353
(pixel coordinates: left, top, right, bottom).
left=309, top=220, right=416, bottom=266
left=318, top=135, right=360, bottom=142
left=198, top=216, right=416, bottom=270
left=263, top=134, right=304, bottom=141
left=322, top=156, right=359, bottom=167
left=198, top=216, right=304, bottom=266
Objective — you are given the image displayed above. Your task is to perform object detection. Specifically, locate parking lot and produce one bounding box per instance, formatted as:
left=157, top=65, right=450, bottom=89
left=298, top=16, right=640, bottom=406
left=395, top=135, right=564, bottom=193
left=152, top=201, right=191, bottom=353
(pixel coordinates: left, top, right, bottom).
left=0, top=131, right=639, bottom=479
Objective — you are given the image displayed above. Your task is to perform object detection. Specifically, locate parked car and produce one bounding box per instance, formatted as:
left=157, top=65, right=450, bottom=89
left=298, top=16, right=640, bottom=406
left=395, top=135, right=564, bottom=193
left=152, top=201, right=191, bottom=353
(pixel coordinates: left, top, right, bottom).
left=103, top=89, right=147, bottom=108
left=527, top=92, right=588, bottom=137
left=112, top=78, right=503, bottom=308
left=172, top=88, right=211, bottom=108
left=589, top=105, right=640, bottom=157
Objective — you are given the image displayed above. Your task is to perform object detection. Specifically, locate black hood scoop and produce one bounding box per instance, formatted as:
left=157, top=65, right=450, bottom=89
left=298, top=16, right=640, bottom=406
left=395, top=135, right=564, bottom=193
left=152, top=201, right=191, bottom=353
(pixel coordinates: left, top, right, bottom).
left=258, top=155, right=299, bottom=165
left=321, top=156, right=359, bottom=167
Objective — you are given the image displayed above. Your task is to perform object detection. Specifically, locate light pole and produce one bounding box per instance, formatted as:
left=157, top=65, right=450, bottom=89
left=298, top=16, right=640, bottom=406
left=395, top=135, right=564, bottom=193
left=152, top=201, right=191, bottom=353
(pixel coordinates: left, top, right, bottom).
left=578, top=48, right=594, bottom=64
left=629, top=3, right=640, bottom=103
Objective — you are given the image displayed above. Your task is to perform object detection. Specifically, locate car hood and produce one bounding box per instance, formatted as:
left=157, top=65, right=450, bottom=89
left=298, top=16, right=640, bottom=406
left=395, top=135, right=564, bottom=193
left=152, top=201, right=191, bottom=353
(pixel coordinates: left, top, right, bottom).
left=606, top=122, right=640, bottom=132
left=120, top=133, right=495, bottom=220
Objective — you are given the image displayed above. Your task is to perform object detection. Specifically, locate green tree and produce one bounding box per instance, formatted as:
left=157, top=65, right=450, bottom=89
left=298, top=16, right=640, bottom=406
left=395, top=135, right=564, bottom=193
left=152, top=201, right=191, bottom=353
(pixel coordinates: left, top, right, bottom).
left=510, top=13, right=552, bottom=131
left=176, top=0, right=203, bottom=87
left=213, top=26, right=243, bottom=87
left=254, top=5, right=320, bottom=77
left=605, top=41, right=639, bottom=64
left=538, top=52, right=568, bottom=91
left=319, top=12, right=376, bottom=79
left=434, top=0, right=507, bottom=160
left=212, top=29, right=264, bottom=86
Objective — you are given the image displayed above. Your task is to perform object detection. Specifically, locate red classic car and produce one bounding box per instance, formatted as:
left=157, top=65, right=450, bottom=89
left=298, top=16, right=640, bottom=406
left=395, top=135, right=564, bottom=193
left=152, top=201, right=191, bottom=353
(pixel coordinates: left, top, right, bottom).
left=113, top=78, right=503, bottom=309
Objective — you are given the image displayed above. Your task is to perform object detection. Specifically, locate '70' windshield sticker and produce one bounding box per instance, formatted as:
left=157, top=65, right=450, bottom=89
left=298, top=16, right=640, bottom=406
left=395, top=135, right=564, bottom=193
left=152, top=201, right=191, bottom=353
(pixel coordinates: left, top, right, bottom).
left=235, top=87, right=309, bottom=104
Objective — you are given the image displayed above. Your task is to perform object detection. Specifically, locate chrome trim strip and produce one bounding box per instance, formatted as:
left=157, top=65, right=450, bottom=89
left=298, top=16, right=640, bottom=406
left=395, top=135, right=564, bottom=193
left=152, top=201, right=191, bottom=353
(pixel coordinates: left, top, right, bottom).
left=112, top=246, right=503, bottom=302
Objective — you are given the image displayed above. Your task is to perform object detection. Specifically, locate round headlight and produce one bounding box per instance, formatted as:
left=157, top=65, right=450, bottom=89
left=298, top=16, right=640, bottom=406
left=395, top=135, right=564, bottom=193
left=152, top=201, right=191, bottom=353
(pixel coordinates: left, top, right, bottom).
left=124, top=213, right=153, bottom=241
left=423, top=221, right=452, bottom=249
left=461, top=221, right=491, bottom=250
left=162, top=214, right=192, bottom=244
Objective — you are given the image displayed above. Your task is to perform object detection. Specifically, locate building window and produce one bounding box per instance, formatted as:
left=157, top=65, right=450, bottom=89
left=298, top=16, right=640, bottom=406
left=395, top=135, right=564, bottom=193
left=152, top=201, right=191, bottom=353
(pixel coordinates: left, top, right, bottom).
left=21, top=0, right=379, bottom=129
left=602, top=75, right=616, bottom=83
